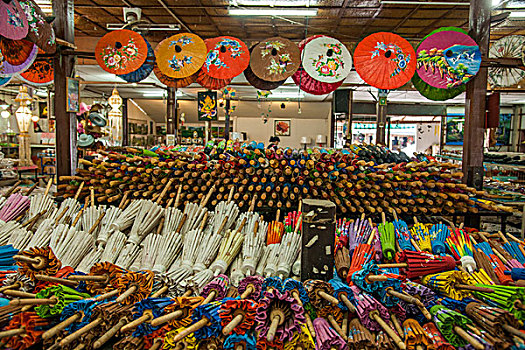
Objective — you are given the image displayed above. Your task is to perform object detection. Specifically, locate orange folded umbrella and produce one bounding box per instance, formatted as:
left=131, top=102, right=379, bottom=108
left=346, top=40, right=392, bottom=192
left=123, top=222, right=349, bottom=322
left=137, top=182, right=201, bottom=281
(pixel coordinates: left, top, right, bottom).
left=95, top=29, right=148, bottom=74
left=155, top=33, right=207, bottom=79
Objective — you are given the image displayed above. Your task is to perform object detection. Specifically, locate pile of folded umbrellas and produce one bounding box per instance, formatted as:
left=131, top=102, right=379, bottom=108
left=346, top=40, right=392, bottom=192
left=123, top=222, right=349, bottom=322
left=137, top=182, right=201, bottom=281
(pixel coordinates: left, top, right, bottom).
left=57, top=144, right=512, bottom=216
left=0, top=181, right=522, bottom=350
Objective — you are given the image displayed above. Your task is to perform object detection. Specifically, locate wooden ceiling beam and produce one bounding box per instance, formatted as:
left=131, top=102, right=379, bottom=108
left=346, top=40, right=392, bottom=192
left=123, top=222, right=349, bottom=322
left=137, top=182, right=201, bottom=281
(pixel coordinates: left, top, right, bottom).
left=392, top=5, right=420, bottom=31
left=154, top=0, right=193, bottom=32
left=358, top=3, right=384, bottom=38
left=420, top=5, right=459, bottom=33
left=75, top=12, right=108, bottom=33
left=87, top=0, right=124, bottom=24
left=332, top=0, right=350, bottom=32
left=195, top=0, right=223, bottom=36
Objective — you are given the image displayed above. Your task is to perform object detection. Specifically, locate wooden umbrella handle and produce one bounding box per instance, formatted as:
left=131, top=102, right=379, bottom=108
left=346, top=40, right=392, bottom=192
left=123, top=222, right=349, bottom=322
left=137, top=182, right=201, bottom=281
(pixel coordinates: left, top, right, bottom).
left=222, top=313, right=244, bottom=336
left=171, top=318, right=209, bottom=343
left=454, top=326, right=484, bottom=350
left=59, top=317, right=103, bottom=347
left=150, top=309, right=185, bottom=327
left=93, top=317, right=128, bottom=349
left=35, top=274, right=78, bottom=287
left=370, top=311, right=406, bottom=350
left=42, top=312, right=83, bottom=340
left=44, top=178, right=53, bottom=196
left=317, top=290, right=339, bottom=305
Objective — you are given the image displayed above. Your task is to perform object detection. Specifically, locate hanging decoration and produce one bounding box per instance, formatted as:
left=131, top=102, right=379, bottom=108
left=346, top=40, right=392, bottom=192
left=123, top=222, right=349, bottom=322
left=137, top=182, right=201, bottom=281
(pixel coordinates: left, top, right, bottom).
left=154, top=33, right=207, bottom=79
left=416, top=27, right=481, bottom=89
left=354, top=32, right=416, bottom=90
left=292, top=36, right=343, bottom=95
left=245, top=63, right=285, bottom=91
left=488, top=35, right=525, bottom=88
left=0, top=0, right=28, bottom=40
left=95, top=29, right=148, bottom=75
left=250, top=37, right=300, bottom=82
left=202, top=36, right=250, bottom=80
left=301, top=35, right=352, bottom=84
left=117, top=37, right=154, bottom=83
left=108, top=88, right=123, bottom=111
left=198, top=91, right=218, bottom=121
left=196, top=68, right=232, bottom=90
left=153, top=64, right=197, bottom=88
left=19, top=0, right=56, bottom=54
left=19, top=57, right=53, bottom=86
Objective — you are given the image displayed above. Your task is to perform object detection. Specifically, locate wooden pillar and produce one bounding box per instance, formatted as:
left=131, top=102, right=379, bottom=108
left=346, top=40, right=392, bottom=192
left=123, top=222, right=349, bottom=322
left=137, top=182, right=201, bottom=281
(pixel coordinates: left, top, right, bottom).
left=122, top=98, right=128, bottom=146
left=53, top=0, right=76, bottom=180
left=376, top=103, right=387, bottom=145
left=462, top=0, right=490, bottom=190
left=345, top=90, right=353, bottom=143
left=166, top=87, right=177, bottom=143
left=224, top=98, right=230, bottom=141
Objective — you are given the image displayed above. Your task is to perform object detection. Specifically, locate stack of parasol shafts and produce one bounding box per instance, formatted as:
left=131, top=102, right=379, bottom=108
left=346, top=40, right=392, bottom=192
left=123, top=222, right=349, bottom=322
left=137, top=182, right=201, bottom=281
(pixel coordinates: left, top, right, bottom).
left=57, top=144, right=511, bottom=216
left=0, top=185, right=522, bottom=350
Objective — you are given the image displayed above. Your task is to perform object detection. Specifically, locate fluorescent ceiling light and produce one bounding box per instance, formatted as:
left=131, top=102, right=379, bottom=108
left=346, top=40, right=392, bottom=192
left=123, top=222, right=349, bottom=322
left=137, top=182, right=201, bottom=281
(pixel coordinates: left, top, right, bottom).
left=142, top=90, right=183, bottom=97
left=492, top=0, right=500, bottom=6
left=34, top=0, right=53, bottom=14
left=229, top=8, right=318, bottom=16
left=231, top=0, right=316, bottom=6
left=509, top=10, right=525, bottom=17
left=268, top=92, right=305, bottom=99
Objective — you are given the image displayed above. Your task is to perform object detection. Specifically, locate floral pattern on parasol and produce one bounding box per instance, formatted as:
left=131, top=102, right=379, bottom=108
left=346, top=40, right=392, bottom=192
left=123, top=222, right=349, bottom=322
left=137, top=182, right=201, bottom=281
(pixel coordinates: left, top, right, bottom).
left=19, top=57, right=53, bottom=86
left=250, top=37, right=300, bottom=82
left=354, top=32, right=416, bottom=90
left=19, top=0, right=55, bottom=53
left=302, top=36, right=352, bottom=83
left=0, top=0, right=28, bottom=40
left=203, top=36, right=250, bottom=80
left=95, top=29, right=148, bottom=75
left=155, top=33, right=206, bottom=79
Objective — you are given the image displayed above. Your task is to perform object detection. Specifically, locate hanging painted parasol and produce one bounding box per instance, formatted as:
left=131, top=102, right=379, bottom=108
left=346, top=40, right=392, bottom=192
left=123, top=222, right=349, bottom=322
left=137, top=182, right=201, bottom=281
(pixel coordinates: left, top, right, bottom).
left=244, top=64, right=285, bottom=90
left=413, top=27, right=467, bottom=101
left=117, top=37, right=154, bottom=83
left=0, top=0, right=28, bottom=40
left=155, top=33, right=206, bottom=79
left=488, top=35, right=525, bottom=88
left=19, top=0, right=56, bottom=54
left=292, top=36, right=343, bottom=95
left=250, top=37, right=300, bottom=82
left=19, top=57, right=53, bottom=86
left=416, top=27, right=481, bottom=89
left=354, top=32, right=416, bottom=90
left=196, top=68, right=232, bottom=90
left=153, top=64, right=196, bottom=88
left=202, top=36, right=250, bottom=79
left=0, top=76, right=11, bottom=87
left=0, top=40, right=38, bottom=76
left=95, top=29, right=148, bottom=75
left=302, top=36, right=352, bottom=83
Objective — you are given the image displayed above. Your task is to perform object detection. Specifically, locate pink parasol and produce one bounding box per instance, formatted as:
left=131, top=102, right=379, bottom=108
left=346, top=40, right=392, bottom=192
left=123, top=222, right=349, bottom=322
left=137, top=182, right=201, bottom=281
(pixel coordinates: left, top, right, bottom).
left=312, top=317, right=347, bottom=350
left=0, top=0, right=28, bottom=40
left=0, top=193, right=30, bottom=222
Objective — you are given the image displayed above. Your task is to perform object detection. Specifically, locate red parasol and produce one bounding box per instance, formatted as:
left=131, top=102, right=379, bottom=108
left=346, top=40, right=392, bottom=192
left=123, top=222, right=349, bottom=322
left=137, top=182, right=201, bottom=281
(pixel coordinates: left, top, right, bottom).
left=250, top=37, right=300, bottom=82
left=95, top=29, right=148, bottom=75
left=19, top=57, right=53, bottom=86
left=292, top=36, right=343, bottom=95
left=153, top=64, right=196, bottom=88
left=354, top=32, right=416, bottom=90
left=378, top=250, right=457, bottom=279
left=19, top=0, right=56, bottom=54
left=0, top=0, right=28, bottom=40
left=196, top=68, right=232, bottom=90
left=202, top=36, right=250, bottom=79
left=154, top=33, right=206, bottom=79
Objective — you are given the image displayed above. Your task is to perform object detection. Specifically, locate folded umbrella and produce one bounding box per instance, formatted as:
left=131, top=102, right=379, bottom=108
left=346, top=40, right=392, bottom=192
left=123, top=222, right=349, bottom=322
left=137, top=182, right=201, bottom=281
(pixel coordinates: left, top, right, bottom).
left=378, top=212, right=396, bottom=261
left=403, top=318, right=433, bottom=350
left=220, top=298, right=257, bottom=336
left=379, top=250, right=456, bottom=279
left=465, top=301, right=524, bottom=341
left=14, top=246, right=62, bottom=282
left=0, top=311, right=50, bottom=350
left=224, top=332, right=257, bottom=350
left=422, top=322, right=455, bottom=350
left=238, top=275, right=263, bottom=300
left=312, top=317, right=346, bottom=350
left=430, top=305, right=485, bottom=349
left=430, top=222, right=450, bottom=255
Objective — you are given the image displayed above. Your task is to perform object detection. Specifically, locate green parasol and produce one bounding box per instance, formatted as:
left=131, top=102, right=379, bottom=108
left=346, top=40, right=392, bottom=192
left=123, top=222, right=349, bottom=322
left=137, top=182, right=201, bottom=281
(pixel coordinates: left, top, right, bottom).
left=378, top=212, right=395, bottom=261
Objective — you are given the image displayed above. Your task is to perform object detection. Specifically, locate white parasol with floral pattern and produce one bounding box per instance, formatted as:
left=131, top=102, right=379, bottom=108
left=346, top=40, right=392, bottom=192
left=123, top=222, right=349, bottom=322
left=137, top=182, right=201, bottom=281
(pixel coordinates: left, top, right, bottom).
left=301, top=36, right=352, bottom=84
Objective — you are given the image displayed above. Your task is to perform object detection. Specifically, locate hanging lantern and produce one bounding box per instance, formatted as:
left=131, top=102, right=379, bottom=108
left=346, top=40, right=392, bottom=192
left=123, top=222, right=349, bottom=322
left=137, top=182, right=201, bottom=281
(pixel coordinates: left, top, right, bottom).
left=15, top=86, right=32, bottom=106
left=108, top=87, right=123, bottom=111
left=15, top=105, right=32, bottom=133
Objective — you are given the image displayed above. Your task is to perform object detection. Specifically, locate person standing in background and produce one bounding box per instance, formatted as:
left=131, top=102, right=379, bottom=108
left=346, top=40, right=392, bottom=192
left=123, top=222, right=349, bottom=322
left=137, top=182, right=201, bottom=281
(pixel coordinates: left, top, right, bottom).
left=268, top=136, right=280, bottom=150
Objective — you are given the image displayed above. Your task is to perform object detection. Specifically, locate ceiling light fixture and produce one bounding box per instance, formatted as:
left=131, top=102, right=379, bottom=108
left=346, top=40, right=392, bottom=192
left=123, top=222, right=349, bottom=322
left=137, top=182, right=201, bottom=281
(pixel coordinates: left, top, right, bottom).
left=380, top=1, right=469, bottom=5
left=509, top=10, right=525, bottom=17
left=228, top=8, right=318, bottom=16
left=231, top=0, right=316, bottom=6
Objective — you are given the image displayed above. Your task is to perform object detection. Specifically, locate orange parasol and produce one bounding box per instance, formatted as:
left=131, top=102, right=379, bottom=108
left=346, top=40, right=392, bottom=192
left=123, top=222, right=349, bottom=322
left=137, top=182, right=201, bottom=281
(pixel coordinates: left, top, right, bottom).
left=154, top=33, right=206, bottom=79
left=0, top=37, right=35, bottom=66
left=19, top=57, right=53, bottom=86
left=354, top=32, right=416, bottom=90
left=153, top=64, right=196, bottom=88
left=250, top=37, right=300, bottom=82
left=95, top=29, right=148, bottom=75
left=202, top=36, right=250, bottom=80
left=196, top=68, right=232, bottom=90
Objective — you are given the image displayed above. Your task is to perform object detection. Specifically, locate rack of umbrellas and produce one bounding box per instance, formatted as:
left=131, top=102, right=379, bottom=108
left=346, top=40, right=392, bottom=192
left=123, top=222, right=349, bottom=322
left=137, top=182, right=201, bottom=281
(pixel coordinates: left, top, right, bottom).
left=0, top=181, right=523, bottom=349
left=58, top=144, right=512, bottom=216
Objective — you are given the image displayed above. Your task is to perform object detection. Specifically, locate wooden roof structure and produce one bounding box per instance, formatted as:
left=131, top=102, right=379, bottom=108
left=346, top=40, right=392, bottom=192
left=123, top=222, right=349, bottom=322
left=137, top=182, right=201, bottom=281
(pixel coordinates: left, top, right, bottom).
left=73, top=0, right=525, bottom=45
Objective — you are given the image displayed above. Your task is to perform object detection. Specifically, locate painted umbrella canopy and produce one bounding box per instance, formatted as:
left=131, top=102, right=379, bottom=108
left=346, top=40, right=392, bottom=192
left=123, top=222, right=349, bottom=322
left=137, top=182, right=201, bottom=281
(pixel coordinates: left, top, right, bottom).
left=416, top=28, right=481, bottom=89
left=413, top=27, right=467, bottom=101
left=0, top=39, right=38, bottom=76
left=19, top=57, right=53, bottom=86
left=0, top=0, right=28, bottom=40
left=250, top=37, right=300, bottom=82
left=19, top=0, right=56, bottom=54
left=202, top=36, right=250, bottom=80
left=245, top=44, right=285, bottom=90
left=196, top=68, right=232, bottom=90
left=117, top=36, right=154, bottom=83
left=354, top=32, right=416, bottom=90
left=488, top=35, right=525, bottom=88
left=155, top=33, right=207, bottom=79
left=95, top=29, right=148, bottom=75
left=302, top=35, right=352, bottom=84
left=153, top=64, right=197, bottom=88
left=292, top=35, right=343, bottom=95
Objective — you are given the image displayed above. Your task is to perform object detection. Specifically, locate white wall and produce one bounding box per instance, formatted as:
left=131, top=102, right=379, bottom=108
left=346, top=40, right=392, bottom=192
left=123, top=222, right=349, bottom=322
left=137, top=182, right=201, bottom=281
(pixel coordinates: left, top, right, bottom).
left=416, top=123, right=441, bottom=153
